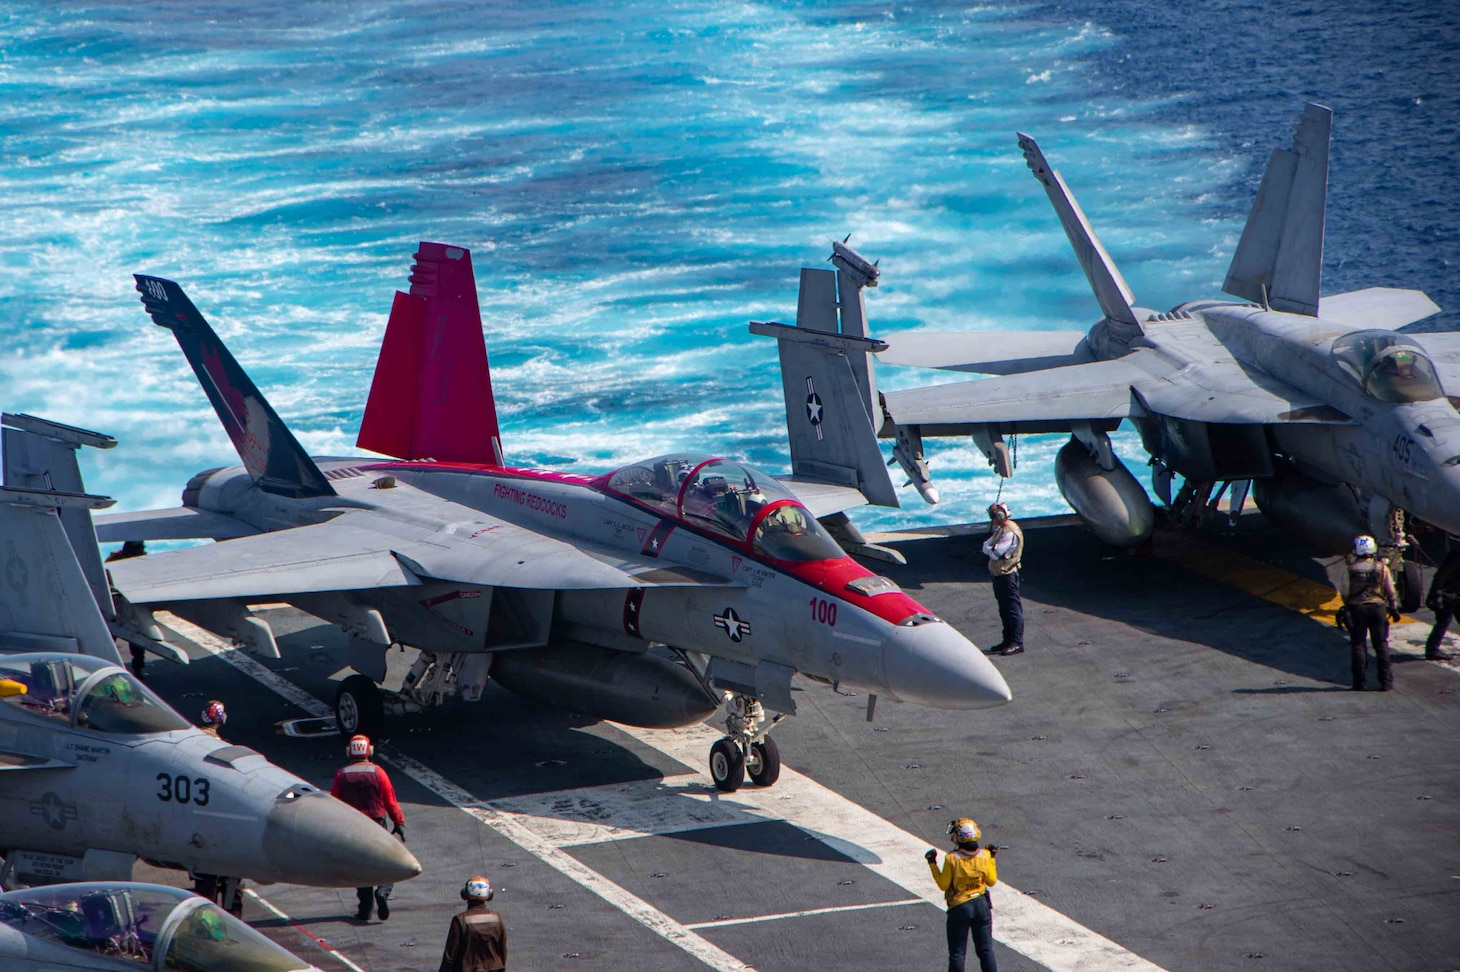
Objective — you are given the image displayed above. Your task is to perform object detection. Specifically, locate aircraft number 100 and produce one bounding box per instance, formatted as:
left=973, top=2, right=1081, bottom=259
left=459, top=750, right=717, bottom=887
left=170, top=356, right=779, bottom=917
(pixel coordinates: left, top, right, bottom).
left=809, top=597, right=837, bottom=626
left=156, top=773, right=211, bottom=807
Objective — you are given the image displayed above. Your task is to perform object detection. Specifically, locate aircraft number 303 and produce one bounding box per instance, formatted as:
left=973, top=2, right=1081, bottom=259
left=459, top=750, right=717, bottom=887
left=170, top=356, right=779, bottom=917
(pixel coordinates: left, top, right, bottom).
left=809, top=597, right=838, bottom=626
left=156, top=773, right=211, bottom=806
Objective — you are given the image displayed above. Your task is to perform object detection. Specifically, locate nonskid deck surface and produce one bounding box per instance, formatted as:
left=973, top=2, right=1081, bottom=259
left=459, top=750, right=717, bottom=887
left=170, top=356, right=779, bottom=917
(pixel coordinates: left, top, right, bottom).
left=133, top=517, right=1460, bottom=971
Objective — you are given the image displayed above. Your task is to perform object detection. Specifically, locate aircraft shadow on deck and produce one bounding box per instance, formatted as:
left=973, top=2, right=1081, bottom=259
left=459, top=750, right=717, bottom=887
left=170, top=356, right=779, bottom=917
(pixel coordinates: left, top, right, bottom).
left=877, top=526, right=1354, bottom=686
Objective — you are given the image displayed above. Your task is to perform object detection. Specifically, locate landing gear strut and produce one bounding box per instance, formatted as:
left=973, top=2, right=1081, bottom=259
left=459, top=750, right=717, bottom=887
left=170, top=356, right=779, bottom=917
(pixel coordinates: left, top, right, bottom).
left=708, top=694, right=782, bottom=792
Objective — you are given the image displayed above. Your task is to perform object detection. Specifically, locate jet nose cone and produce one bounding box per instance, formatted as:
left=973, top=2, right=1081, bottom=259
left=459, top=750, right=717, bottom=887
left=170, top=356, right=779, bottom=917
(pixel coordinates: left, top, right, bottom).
left=882, top=621, right=1012, bottom=709
left=263, top=789, right=422, bottom=888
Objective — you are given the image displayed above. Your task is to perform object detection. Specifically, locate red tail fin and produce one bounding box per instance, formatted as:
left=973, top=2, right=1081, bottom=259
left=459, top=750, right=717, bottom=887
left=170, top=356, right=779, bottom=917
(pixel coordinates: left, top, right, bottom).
left=357, top=243, right=503, bottom=464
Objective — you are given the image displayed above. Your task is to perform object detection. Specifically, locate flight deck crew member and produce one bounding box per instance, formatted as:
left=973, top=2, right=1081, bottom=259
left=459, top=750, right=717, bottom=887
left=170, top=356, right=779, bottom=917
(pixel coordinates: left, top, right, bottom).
left=927, top=818, right=998, bottom=972
left=439, top=876, right=507, bottom=972
left=1342, top=535, right=1401, bottom=691
left=198, top=700, right=227, bottom=739
left=982, top=502, right=1024, bottom=655
left=1423, top=546, right=1460, bottom=661
left=332, top=734, right=407, bottom=921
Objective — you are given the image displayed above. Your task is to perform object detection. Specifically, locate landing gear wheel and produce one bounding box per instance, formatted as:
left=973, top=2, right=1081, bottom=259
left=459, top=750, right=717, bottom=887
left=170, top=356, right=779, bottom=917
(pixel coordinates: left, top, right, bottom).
left=746, top=736, right=781, bottom=787
left=709, top=737, right=745, bottom=792
left=1399, top=557, right=1423, bottom=614
left=336, top=674, right=385, bottom=744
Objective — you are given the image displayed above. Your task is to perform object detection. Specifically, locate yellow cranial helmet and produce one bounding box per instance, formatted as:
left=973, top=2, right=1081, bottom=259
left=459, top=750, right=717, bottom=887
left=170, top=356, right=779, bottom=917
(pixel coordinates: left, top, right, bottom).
left=946, top=818, right=980, bottom=844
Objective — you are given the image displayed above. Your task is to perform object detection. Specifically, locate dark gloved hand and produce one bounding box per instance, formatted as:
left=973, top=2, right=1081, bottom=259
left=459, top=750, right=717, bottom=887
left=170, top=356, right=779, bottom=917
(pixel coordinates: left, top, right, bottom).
left=988, top=845, right=998, bottom=857
left=925, top=849, right=938, bottom=863
left=1388, top=606, right=1402, bottom=623
left=1335, top=606, right=1351, bottom=632
left=1426, top=594, right=1439, bottom=612
left=393, top=823, right=406, bottom=844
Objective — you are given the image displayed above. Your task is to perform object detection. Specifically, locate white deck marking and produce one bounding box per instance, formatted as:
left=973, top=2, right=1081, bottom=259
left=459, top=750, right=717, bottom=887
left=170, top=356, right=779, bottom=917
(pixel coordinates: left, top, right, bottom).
left=683, top=898, right=924, bottom=929
left=244, top=887, right=368, bottom=972
left=164, top=612, right=1168, bottom=971
left=163, top=614, right=752, bottom=972
left=618, top=723, right=1171, bottom=972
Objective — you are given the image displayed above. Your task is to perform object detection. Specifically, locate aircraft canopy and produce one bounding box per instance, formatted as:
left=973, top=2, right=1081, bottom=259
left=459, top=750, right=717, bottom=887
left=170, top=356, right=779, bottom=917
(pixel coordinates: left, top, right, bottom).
left=0, top=882, right=312, bottom=970
left=1331, top=331, right=1444, bottom=403
left=605, top=454, right=844, bottom=561
left=0, top=653, right=190, bottom=734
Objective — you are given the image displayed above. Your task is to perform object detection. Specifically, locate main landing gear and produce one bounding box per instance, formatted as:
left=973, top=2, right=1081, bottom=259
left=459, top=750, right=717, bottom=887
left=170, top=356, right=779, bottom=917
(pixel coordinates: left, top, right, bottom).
left=708, top=694, right=782, bottom=792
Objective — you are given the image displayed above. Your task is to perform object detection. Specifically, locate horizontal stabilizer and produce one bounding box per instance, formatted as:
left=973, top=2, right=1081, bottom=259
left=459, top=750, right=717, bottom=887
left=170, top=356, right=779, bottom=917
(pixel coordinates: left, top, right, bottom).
left=878, top=330, right=1092, bottom=374
left=357, top=243, right=503, bottom=464
left=1411, top=332, right=1460, bottom=366
left=1223, top=103, right=1331, bottom=316
left=1018, top=133, right=1139, bottom=327
left=1318, top=288, right=1441, bottom=330
left=95, top=506, right=260, bottom=543
left=134, top=275, right=336, bottom=499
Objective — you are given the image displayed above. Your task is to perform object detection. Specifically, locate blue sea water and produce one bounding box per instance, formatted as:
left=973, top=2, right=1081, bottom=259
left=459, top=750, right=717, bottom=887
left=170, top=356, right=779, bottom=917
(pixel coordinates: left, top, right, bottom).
left=0, top=0, right=1456, bottom=530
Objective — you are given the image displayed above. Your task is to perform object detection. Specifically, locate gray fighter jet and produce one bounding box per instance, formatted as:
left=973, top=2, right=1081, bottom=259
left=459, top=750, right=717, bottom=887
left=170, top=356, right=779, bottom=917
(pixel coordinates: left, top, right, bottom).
left=0, top=420, right=421, bottom=906
left=0, top=881, right=320, bottom=970
left=92, top=243, right=1010, bottom=794
left=876, top=103, right=1459, bottom=604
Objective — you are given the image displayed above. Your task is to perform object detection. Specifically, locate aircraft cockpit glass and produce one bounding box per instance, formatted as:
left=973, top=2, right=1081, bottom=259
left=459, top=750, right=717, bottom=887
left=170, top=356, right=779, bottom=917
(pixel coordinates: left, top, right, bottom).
left=680, top=459, right=793, bottom=541
left=1331, top=331, right=1444, bottom=403
left=75, top=671, right=191, bottom=734
left=605, top=454, right=713, bottom=513
left=0, top=884, right=310, bottom=972
left=0, top=656, right=84, bottom=723
left=751, top=503, right=845, bottom=562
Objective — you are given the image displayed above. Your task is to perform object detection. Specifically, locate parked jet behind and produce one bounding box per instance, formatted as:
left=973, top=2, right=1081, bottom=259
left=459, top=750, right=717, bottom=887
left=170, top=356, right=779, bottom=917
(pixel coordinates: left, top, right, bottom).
left=95, top=244, right=1011, bottom=793
left=0, top=881, right=320, bottom=971
left=875, top=103, right=1460, bottom=605
left=0, top=419, right=421, bottom=906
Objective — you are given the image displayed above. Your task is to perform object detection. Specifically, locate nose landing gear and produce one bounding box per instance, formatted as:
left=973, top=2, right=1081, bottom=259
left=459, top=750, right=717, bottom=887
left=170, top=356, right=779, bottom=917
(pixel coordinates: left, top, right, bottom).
left=708, top=694, right=783, bottom=792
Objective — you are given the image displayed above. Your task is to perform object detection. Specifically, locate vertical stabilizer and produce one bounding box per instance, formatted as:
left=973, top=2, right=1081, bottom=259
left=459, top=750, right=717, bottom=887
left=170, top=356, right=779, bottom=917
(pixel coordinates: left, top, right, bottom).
left=2, top=413, right=117, bottom=616
left=134, top=276, right=336, bottom=499
left=357, top=242, right=503, bottom=464
left=752, top=276, right=899, bottom=510
left=1018, top=133, right=1140, bottom=328
left=1223, top=103, right=1331, bottom=316
left=0, top=486, right=123, bottom=664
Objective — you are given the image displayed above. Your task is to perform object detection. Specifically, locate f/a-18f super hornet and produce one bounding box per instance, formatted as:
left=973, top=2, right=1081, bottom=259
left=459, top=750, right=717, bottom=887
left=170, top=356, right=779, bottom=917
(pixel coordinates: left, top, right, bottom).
left=94, top=243, right=1010, bottom=793
left=0, top=881, right=320, bottom=971
left=0, top=416, right=421, bottom=906
left=874, top=103, right=1460, bottom=604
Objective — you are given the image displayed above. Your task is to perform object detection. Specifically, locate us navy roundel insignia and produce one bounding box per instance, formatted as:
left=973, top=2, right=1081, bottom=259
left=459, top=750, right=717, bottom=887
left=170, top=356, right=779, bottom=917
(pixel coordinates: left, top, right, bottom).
left=804, top=377, right=824, bottom=441
left=713, top=607, right=752, bottom=642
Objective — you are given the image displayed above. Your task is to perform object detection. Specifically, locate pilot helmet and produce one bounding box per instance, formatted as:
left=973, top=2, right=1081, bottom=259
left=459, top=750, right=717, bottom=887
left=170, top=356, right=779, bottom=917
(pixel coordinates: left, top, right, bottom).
left=461, top=876, right=493, bottom=902
left=347, top=734, right=373, bottom=759
left=1353, top=535, right=1378, bottom=558
left=201, top=700, right=227, bottom=727
left=946, top=817, right=981, bottom=845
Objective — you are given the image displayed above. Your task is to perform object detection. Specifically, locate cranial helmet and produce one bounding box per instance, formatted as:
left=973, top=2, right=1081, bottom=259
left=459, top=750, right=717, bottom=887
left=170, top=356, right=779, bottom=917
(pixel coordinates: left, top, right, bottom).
left=201, top=700, right=227, bottom=727
left=988, top=502, right=1010, bottom=522
left=947, top=818, right=981, bottom=844
left=1353, top=535, right=1378, bottom=557
left=347, top=734, right=373, bottom=759
left=462, top=876, right=493, bottom=902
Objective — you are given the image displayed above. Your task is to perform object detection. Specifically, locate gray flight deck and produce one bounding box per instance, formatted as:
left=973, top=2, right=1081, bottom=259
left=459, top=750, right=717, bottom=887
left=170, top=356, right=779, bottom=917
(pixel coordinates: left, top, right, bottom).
left=134, top=514, right=1460, bottom=972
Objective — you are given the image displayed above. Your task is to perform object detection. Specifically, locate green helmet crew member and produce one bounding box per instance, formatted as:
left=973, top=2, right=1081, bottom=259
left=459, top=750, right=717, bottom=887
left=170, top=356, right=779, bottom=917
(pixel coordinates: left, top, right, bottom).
left=926, top=817, right=998, bottom=972
left=439, top=876, right=507, bottom=972
left=1423, top=545, right=1459, bottom=661
left=982, top=502, right=1024, bottom=655
left=1342, top=535, right=1400, bottom=691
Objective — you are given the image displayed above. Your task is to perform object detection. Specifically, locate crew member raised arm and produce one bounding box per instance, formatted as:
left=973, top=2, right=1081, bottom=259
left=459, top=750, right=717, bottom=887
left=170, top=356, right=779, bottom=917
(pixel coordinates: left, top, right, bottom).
left=927, top=817, right=999, bottom=972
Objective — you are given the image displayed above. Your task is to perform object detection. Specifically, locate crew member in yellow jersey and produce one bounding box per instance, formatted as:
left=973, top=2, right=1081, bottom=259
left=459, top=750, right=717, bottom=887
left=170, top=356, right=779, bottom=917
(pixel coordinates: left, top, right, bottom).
left=926, top=817, right=998, bottom=972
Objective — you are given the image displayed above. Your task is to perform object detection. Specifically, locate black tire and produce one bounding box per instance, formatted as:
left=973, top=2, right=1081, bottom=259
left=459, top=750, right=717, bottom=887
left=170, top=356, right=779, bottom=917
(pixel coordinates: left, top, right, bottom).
left=336, top=674, right=385, bottom=744
left=709, top=738, right=745, bottom=792
left=1399, top=558, right=1423, bottom=614
left=747, top=737, right=781, bottom=788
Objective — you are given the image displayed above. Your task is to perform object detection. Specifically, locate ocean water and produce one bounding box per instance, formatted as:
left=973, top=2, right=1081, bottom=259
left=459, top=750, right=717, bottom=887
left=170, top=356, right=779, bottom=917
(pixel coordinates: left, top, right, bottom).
left=1, top=0, right=1456, bottom=531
